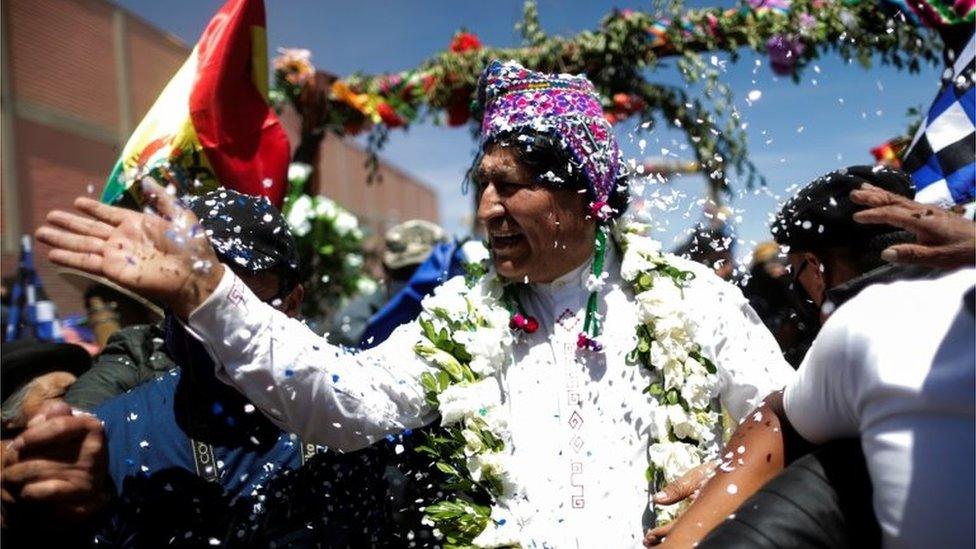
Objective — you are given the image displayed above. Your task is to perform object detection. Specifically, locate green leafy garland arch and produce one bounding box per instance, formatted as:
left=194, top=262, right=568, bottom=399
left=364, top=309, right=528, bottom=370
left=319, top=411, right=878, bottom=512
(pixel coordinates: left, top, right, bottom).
left=273, top=0, right=940, bottom=198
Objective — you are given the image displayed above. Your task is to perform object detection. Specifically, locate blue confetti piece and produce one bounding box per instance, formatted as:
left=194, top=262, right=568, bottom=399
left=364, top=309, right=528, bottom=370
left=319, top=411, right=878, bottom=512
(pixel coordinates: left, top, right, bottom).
left=125, top=458, right=135, bottom=467
left=284, top=369, right=295, bottom=377
left=212, top=402, right=223, bottom=415
left=226, top=416, right=236, bottom=427
left=497, top=518, right=507, bottom=526
left=403, top=428, right=413, bottom=436
left=332, top=374, right=340, bottom=383
left=385, top=434, right=396, bottom=442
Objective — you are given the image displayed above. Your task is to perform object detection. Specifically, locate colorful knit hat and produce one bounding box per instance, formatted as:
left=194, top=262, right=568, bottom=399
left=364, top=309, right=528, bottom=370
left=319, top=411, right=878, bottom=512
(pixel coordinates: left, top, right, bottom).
left=477, top=59, right=622, bottom=221
left=477, top=60, right=620, bottom=351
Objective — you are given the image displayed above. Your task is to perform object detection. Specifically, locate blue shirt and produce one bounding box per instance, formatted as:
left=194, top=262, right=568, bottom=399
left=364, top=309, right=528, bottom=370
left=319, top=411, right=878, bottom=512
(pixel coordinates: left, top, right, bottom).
left=94, top=368, right=305, bottom=502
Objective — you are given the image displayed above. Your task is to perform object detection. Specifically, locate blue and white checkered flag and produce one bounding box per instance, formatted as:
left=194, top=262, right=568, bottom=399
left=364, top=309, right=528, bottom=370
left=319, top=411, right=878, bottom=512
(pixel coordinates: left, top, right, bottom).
left=5, top=235, right=64, bottom=342
left=902, top=29, right=976, bottom=206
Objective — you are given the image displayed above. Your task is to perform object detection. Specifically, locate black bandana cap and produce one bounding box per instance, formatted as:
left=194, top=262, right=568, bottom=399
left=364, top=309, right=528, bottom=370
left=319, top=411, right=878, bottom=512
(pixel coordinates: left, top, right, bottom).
left=772, top=165, right=915, bottom=252
left=184, top=189, right=300, bottom=286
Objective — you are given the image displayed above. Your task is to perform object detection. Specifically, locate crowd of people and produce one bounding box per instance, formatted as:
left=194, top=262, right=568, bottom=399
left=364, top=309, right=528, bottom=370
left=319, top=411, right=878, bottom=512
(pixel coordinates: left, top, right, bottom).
left=0, top=58, right=973, bottom=548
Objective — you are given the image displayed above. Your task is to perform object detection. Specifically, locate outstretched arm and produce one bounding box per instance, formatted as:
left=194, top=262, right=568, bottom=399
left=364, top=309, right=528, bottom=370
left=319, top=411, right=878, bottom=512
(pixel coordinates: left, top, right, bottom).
left=659, top=392, right=801, bottom=547
left=36, top=182, right=437, bottom=450
left=185, top=266, right=437, bottom=450
left=661, top=286, right=869, bottom=546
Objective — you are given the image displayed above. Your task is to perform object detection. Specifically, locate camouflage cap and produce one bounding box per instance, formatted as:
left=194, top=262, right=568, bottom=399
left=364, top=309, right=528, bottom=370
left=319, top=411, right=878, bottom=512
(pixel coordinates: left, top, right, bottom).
left=382, top=220, right=447, bottom=270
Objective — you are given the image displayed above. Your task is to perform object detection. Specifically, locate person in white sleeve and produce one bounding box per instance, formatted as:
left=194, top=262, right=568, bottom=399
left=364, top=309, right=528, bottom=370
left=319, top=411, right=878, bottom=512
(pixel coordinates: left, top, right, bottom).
left=36, top=60, right=794, bottom=548
left=654, top=266, right=975, bottom=547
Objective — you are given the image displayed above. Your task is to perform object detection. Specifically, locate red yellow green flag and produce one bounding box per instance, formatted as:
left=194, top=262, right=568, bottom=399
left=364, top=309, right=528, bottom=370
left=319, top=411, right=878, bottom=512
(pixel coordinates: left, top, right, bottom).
left=101, top=0, right=289, bottom=208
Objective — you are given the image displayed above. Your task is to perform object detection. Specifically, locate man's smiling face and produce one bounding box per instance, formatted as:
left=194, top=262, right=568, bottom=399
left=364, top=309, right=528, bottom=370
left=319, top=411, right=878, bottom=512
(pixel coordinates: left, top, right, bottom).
left=476, top=144, right=596, bottom=283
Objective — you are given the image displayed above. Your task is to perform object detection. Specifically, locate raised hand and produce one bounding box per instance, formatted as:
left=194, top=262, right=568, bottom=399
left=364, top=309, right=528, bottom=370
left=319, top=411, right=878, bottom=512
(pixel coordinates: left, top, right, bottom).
left=851, top=183, right=975, bottom=270
left=35, top=180, right=224, bottom=319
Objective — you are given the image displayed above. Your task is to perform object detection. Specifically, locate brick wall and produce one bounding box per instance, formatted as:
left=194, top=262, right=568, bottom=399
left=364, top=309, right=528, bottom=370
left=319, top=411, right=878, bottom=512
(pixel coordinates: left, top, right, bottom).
left=316, top=136, right=440, bottom=237
left=126, top=16, right=187, bottom=122
left=14, top=118, right=118, bottom=312
left=7, top=0, right=119, bottom=128
left=1, top=0, right=440, bottom=317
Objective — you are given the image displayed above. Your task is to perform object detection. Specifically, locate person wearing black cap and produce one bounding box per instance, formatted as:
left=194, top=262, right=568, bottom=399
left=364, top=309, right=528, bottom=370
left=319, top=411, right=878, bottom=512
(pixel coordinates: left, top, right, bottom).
left=62, top=190, right=304, bottom=411
left=2, top=190, right=356, bottom=546
left=771, top=166, right=924, bottom=329
left=0, top=341, right=92, bottom=434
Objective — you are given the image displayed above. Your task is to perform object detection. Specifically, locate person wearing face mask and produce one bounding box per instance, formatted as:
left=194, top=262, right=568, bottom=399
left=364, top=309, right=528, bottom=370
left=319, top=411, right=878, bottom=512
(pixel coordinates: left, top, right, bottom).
left=36, top=60, right=795, bottom=547
left=770, top=166, right=933, bottom=357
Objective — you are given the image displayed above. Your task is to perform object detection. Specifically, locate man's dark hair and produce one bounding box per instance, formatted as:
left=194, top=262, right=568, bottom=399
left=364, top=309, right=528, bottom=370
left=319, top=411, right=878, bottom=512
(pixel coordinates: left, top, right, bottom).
left=811, top=230, right=916, bottom=274
left=772, top=165, right=917, bottom=275
left=773, top=165, right=915, bottom=253
left=673, top=227, right=735, bottom=265
left=471, top=131, right=631, bottom=220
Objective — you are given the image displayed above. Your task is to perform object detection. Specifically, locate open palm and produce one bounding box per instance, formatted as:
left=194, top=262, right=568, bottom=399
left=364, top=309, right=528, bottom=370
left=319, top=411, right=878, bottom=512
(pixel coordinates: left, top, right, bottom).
left=36, top=180, right=223, bottom=316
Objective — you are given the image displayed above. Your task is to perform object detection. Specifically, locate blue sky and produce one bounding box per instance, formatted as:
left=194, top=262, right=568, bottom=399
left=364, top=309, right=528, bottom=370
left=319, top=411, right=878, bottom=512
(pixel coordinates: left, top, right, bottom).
left=115, top=0, right=943, bottom=263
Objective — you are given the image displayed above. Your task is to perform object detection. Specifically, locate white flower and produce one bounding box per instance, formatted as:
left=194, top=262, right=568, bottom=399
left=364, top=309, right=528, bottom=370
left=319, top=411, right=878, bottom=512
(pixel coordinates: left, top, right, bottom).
left=478, top=405, right=510, bottom=439
left=421, top=276, right=470, bottom=320
left=334, top=211, right=359, bottom=236
left=585, top=272, right=609, bottom=292
left=620, top=250, right=654, bottom=282
left=628, top=234, right=663, bottom=257
left=344, top=253, right=363, bottom=269
left=356, top=277, right=378, bottom=295
left=314, top=196, right=338, bottom=218
left=683, top=356, right=708, bottom=377
left=665, top=405, right=701, bottom=441
left=659, top=353, right=686, bottom=389
left=681, top=372, right=716, bottom=410
left=287, top=162, right=313, bottom=184
left=461, top=239, right=491, bottom=266
left=648, top=441, right=702, bottom=483
left=437, top=379, right=502, bottom=426
left=653, top=315, right=693, bottom=348
left=466, top=452, right=518, bottom=497
left=635, top=280, right=684, bottom=324
left=285, top=195, right=313, bottom=236
left=471, top=504, right=521, bottom=548
left=462, top=426, right=486, bottom=455
left=649, top=402, right=671, bottom=441
left=454, top=328, right=509, bottom=376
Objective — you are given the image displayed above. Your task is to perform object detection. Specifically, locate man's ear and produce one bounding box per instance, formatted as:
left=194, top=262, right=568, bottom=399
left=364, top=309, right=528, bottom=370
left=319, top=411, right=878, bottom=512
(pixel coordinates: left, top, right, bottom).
left=802, top=251, right=827, bottom=298
left=281, top=284, right=305, bottom=319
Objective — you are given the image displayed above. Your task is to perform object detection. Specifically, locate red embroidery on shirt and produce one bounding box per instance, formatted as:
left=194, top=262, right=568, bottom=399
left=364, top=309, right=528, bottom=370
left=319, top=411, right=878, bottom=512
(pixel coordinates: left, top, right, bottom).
left=570, top=462, right=585, bottom=508
left=556, top=308, right=578, bottom=329
left=228, top=278, right=248, bottom=312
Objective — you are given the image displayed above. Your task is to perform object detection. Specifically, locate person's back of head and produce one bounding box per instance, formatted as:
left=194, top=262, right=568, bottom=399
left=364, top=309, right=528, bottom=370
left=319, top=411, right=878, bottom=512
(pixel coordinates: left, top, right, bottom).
left=674, top=226, right=736, bottom=280
left=771, top=165, right=916, bottom=318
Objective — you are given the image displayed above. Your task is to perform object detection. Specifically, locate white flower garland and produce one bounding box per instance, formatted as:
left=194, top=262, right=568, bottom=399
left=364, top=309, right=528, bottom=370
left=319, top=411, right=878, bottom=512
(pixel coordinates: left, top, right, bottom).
left=413, top=221, right=722, bottom=547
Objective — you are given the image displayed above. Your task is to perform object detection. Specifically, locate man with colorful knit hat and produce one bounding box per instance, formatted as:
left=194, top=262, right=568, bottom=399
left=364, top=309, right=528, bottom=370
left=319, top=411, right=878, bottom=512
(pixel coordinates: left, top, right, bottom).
left=38, top=60, right=795, bottom=547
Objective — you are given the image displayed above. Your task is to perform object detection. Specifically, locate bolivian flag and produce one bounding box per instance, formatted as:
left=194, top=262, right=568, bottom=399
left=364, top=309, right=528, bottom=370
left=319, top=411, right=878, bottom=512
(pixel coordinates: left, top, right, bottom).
left=101, top=0, right=290, bottom=208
